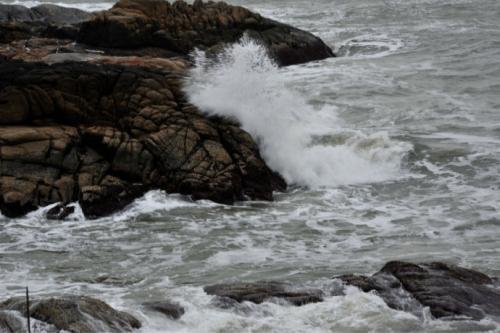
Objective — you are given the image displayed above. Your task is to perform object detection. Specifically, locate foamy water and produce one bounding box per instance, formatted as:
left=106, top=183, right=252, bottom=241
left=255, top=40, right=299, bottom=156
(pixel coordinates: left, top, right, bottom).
left=1, top=0, right=500, bottom=332
left=185, top=37, right=412, bottom=188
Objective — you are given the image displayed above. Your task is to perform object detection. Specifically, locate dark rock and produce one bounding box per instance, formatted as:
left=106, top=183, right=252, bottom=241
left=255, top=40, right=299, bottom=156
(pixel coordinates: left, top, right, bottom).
left=0, top=4, right=92, bottom=43
left=30, top=4, right=93, bottom=25
left=0, top=4, right=91, bottom=24
left=46, top=203, right=75, bottom=220
left=0, top=0, right=337, bottom=218
left=204, top=281, right=323, bottom=306
left=0, top=58, right=285, bottom=218
left=0, top=4, right=36, bottom=22
left=142, top=301, right=185, bottom=320
left=339, top=261, right=500, bottom=320
left=0, top=295, right=141, bottom=333
left=78, top=0, right=334, bottom=66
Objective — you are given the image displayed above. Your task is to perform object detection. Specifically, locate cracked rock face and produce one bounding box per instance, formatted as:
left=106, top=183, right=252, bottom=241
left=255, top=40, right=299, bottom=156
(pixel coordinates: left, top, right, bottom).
left=0, top=58, right=286, bottom=218
left=0, top=0, right=334, bottom=218
left=339, top=261, right=500, bottom=320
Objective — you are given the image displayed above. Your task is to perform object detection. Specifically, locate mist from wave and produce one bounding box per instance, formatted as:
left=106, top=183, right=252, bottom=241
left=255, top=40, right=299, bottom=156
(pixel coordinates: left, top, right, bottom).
left=185, top=36, right=412, bottom=188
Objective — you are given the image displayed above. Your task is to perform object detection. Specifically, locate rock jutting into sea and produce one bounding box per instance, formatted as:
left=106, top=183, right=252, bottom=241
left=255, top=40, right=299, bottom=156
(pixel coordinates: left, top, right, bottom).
left=338, top=261, right=500, bottom=320
left=0, top=0, right=336, bottom=218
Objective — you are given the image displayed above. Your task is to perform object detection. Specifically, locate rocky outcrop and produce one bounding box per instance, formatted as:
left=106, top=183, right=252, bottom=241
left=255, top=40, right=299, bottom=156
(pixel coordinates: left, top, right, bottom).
left=204, top=281, right=324, bottom=306
left=0, top=0, right=333, bottom=219
left=339, top=261, right=500, bottom=320
left=0, top=0, right=334, bottom=66
left=77, top=0, right=334, bottom=66
left=0, top=295, right=141, bottom=333
left=0, top=57, right=285, bottom=218
left=0, top=0, right=335, bottom=218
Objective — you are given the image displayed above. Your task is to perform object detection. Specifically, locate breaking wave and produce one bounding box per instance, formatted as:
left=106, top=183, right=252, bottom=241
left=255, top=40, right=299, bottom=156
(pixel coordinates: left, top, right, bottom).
left=185, top=37, right=412, bottom=188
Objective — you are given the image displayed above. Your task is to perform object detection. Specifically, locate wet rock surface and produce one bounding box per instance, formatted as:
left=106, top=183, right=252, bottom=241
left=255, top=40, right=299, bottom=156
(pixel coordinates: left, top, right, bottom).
left=339, top=261, right=500, bottom=320
left=142, top=301, right=185, bottom=320
left=204, top=281, right=324, bottom=306
left=0, top=0, right=333, bottom=65
left=78, top=0, right=334, bottom=66
left=0, top=295, right=141, bottom=333
left=0, top=4, right=93, bottom=43
left=0, top=0, right=335, bottom=218
left=0, top=58, right=285, bottom=218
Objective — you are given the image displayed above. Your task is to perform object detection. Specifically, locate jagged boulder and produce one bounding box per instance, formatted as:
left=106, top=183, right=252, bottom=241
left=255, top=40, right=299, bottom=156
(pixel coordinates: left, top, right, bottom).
left=0, top=295, right=140, bottom=333
left=0, top=58, right=285, bottom=218
left=339, top=261, right=500, bottom=320
left=0, top=0, right=336, bottom=218
left=204, top=281, right=323, bottom=306
left=77, top=0, right=334, bottom=66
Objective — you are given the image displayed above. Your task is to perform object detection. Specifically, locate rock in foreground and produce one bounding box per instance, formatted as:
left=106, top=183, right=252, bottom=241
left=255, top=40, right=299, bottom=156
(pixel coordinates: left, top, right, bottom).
left=0, top=0, right=336, bottom=218
left=0, top=295, right=140, bottom=333
left=339, top=261, right=500, bottom=320
left=204, top=281, right=324, bottom=306
left=0, top=57, right=286, bottom=218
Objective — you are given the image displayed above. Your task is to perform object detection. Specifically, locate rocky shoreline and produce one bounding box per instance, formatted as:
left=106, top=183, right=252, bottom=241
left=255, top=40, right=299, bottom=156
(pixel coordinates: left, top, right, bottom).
left=1, top=261, right=499, bottom=332
left=0, top=0, right=337, bottom=219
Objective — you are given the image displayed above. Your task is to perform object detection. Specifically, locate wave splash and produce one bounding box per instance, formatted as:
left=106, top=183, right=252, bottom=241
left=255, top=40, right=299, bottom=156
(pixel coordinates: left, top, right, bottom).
left=185, top=37, right=412, bottom=188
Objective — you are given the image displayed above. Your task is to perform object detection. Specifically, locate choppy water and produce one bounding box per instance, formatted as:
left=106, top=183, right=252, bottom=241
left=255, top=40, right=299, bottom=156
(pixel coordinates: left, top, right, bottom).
left=2, top=0, right=500, bottom=332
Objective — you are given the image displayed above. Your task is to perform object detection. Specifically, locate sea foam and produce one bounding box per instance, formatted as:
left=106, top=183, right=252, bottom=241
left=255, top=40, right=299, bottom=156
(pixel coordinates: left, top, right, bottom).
left=185, top=36, right=412, bottom=188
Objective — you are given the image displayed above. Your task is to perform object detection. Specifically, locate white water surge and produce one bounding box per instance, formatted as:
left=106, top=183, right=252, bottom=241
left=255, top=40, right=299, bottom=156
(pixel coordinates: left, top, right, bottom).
left=2, top=0, right=500, bottom=332
left=185, top=37, right=412, bottom=188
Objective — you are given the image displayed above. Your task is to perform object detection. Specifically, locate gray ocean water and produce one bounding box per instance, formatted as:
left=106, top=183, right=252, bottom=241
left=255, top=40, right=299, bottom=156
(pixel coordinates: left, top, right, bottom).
left=1, top=0, right=500, bottom=332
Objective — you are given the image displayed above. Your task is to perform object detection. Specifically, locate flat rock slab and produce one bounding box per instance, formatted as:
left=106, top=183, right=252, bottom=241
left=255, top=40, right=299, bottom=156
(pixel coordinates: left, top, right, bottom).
left=204, top=281, right=323, bottom=306
left=339, top=261, right=500, bottom=320
left=0, top=295, right=141, bottom=333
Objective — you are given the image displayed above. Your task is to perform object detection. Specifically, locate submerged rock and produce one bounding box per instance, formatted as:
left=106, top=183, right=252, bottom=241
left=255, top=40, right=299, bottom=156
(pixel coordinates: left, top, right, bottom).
left=0, top=295, right=141, bottom=333
left=204, top=281, right=324, bottom=306
left=0, top=310, right=25, bottom=333
left=77, top=0, right=334, bottom=66
left=339, top=261, right=500, bottom=320
left=142, top=301, right=185, bottom=320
